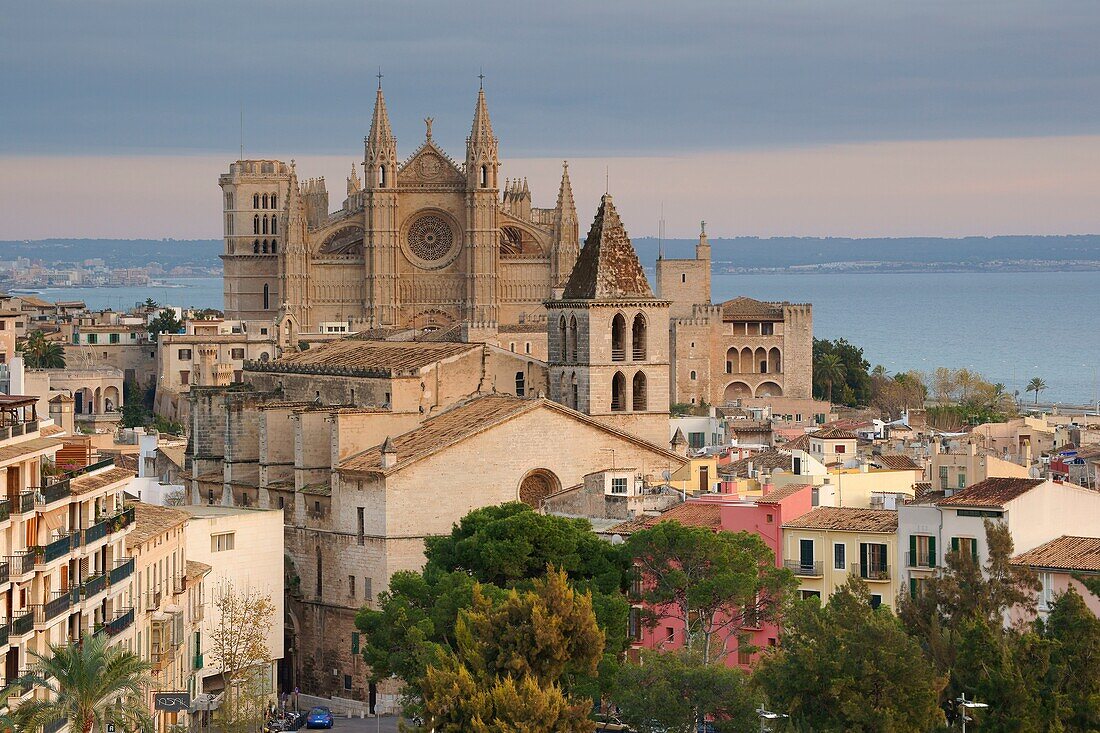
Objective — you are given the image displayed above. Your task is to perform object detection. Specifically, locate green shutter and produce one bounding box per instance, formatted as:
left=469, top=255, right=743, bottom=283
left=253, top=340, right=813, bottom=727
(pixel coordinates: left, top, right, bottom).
left=351, top=632, right=360, bottom=655
left=909, top=535, right=917, bottom=567
left=971, top=540, right=979, bottom=562
left=909, top=578, right=917, bottom=598
left=951, top=537, right=959, bottom=554
left=928, top=536, right=937, bottom=567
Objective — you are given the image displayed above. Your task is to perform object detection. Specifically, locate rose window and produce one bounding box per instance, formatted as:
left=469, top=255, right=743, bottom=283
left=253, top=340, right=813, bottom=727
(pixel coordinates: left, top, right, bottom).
left=407, top=215, right=454, bottom=262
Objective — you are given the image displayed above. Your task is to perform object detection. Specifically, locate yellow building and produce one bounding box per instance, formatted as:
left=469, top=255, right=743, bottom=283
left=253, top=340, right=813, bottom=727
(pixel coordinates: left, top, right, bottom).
left=781, top=506, right=900, bottom=611
left=668, top=455, right=720, bottom=495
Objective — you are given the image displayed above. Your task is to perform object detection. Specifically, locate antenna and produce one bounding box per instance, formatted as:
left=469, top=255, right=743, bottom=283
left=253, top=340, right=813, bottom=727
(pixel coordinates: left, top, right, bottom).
left=605, top=166, right=609, bottom=194
left=239, top=106, right=244, bottom=161
left=658, top=202, right=665, bottom=259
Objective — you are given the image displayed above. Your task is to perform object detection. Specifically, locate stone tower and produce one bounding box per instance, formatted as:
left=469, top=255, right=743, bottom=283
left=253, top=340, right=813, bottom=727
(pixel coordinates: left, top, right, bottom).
left=550, top=162, right=580, bottom=293
left=656, top=221, right=711, bottom=319
left=546, top=194, right=670, bottom=446
left=465, top=84, right=500, bottom=326
left=218, top=160, right=292, bottom=318
left=363, top=81, right=400, bottom=328
left=281, top=167, right=312, bottom=330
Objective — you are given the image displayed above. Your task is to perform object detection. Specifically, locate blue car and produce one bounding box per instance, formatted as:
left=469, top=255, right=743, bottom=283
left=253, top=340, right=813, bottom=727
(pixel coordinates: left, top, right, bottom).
left=305, top=707, right=334, bottom=729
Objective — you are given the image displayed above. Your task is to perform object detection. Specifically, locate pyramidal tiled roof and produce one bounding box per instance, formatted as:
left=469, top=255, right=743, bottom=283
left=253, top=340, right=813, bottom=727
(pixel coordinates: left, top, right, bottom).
left=562, top=194, right=654, bottom=300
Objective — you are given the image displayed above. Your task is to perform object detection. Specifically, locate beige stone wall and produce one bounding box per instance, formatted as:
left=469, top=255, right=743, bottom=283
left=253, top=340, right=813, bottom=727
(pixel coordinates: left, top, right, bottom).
left=656, top=258, right=710, bottom=319
left=669, top=319, right=712, bottom=406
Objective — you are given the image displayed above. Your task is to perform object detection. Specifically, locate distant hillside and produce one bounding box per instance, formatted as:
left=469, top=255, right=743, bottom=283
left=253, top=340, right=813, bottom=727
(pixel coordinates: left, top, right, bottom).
left=0, top=239, right=222, bottom=268
left=635, top=234, right=1100, bottom=271
left=3, top=235, right=1099, bottom=272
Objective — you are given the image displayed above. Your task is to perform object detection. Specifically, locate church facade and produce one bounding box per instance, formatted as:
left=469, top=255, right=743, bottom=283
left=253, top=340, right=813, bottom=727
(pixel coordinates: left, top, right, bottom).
left=219, top=84, right=579, bottom=333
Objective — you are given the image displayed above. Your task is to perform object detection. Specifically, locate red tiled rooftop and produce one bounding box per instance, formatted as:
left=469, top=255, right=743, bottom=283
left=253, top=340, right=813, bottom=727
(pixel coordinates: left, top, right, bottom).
left=1012, top=536, right=1100, bottom=573
left=935, top=477, right=1045, bottom=508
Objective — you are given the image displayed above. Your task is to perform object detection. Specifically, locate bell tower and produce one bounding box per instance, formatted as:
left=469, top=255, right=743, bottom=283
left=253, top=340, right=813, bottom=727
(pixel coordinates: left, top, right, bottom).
left=364, top=76, right=400, bottom=327
left=464, top=80, right=500, bottom=326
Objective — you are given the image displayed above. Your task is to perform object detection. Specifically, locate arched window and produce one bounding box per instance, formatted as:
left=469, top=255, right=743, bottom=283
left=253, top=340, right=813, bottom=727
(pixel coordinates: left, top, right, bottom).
left=611, top=371, right=626, bottom=412
left=270, top=215, right=277, bottom=234
left=632, top=313, right=647, bottom=360
left=270, top=194, right=277, bottom=208
left=690, top=370, right=697, bottom=380
left=611, top=313, right=626, bottom=361
left=558, top=316, right=567, bottom=361
left=379, top=165, right=386, bottom=187
left=567, top=316, right=578, bottom=363
left=570, top=372, right=579, bottom=409
left=263, top=283, right=270, bottom=310
left=262, top=240, right=268, bottom=253
left=632, top=371, right=647, bottom=411
left=515, top=371, right=525, bottom=397
left=271, top=241, right=277, bottom=254
left=253, top=239, right=260, bottom=254
left=769, top=347, right=782, bottom=374
left=253, top=193, right=260, bottom=209
left=253, top=215, right=260, bottom=234
left=262, top=193, right=269, bottom=209
left=756, top=347, right=768, bottom=374
left=480, top=165, right=488, bottom=187
left=262, top=217, right=268, bottom=234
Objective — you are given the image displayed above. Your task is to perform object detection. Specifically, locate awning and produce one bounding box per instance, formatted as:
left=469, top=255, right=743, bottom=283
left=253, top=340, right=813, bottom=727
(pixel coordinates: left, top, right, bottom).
left=42, top=507, right=67, bottom=532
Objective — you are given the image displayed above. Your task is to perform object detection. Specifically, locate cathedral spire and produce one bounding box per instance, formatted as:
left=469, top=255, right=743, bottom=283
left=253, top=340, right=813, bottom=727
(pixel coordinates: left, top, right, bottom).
left=466, top=82, right=498, bottom=189
left=550, top=160, right=580, bottom=287
left=470, top=86, right=495, bottom=143
left=556, top=161, right=575, bottom=211
left=365, top=84, right=396, bottom=188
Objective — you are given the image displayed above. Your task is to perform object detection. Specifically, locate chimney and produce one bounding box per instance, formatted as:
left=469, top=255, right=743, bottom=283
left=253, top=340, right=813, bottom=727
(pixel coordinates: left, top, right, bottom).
left=380, top=436, right=397, bottom=469
left=48, top=394, right=75, bottom=436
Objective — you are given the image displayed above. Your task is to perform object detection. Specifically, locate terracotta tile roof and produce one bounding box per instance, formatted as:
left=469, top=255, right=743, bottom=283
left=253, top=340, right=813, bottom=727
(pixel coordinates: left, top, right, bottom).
left=810, top=427, right=859, bottom=441
left=876, top=454, right=921, bottom=471
left=114, top=453, right=139, bottom=472
left=1012, top=536, right=1100, bottom=572
left=731, top=421, right=772, bottom=434
left=935, top=477, right=1046, bottom=508
left=128, top=502, right=189, bottom=547
left=907, top=482, right=945, bottom=505
left=784, top=433, right=811, bottom=451
left=561, top=195, right=654, bottom=300
left=0, top=436, right=65, bottom=464
left=783, top=506, right=898, bottom=532
left=718, top=449, right=791, bottom=478
left=607, top=501, right=724, bottom=536
left=70, top=466, right=134, bottom=495
left=759, top=483, right=814, bottom=503
left=186, top=560, right=212, bottom=581
left=719, top=296, right=784, bottom=320
left=40, top=424, right=65, bottom=437
left=258, top=339, right=477, bottom=376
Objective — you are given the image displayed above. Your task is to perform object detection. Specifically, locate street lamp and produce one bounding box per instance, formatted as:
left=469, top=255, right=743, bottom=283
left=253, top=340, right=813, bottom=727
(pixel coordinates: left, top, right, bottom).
left=956, top=693, right=989, bottom=732
left=757, top=703, right=788, bottom=732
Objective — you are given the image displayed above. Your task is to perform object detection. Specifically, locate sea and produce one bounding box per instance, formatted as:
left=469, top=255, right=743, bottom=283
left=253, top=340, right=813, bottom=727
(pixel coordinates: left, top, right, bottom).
left=28, top=271, right=1100, bottom=406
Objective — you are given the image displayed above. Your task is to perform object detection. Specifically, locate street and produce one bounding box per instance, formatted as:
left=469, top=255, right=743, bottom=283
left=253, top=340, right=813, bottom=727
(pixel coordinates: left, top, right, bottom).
left=304, top=714, right=408, bottom=733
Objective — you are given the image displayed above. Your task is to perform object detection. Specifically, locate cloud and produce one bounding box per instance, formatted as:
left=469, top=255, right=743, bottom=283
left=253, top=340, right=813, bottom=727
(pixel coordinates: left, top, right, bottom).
left=3, top=134, right=1099, bottom=240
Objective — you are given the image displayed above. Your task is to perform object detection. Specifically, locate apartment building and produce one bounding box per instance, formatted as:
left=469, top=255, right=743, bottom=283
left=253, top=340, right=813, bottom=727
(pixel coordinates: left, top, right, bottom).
left=0, top=395, right=136, bottom=715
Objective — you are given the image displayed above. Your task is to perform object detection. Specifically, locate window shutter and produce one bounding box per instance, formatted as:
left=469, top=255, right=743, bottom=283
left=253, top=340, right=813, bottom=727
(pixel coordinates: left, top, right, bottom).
left=351, top=632, right=360, bottom=655
left=909, top=578, right=917, bottom=598
left=928, top=536, right=936, bottom=567
left=909, top=535, right=917, bottom=567
left=951, top=537, right=959, bottom=554
left=971, top=540, right=979, bottom=562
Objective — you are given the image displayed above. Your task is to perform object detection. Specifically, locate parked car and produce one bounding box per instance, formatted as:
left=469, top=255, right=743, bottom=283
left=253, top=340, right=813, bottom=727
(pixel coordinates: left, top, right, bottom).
left=305, top=707, right=334, bottom=729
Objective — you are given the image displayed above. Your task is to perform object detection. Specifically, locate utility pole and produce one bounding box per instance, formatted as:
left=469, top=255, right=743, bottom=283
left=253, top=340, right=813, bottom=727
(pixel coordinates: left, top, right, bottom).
left=956, top=692, right=989, bottom=733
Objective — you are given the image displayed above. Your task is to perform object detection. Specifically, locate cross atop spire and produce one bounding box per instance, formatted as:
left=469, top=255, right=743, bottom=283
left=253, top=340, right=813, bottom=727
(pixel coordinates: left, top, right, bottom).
left=376, top=68, right=383, bottom=89
left=478, top=68, right=485, bottom=89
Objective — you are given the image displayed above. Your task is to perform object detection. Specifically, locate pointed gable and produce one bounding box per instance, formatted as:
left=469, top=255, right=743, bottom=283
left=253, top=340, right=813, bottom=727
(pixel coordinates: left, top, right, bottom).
left=562, top=194, right=654, bottom=300
left=398, top=140, right=465, bottom=187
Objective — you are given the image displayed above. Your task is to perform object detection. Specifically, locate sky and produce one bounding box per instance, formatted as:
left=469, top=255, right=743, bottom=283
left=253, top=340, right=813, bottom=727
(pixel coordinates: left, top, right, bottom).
left=2, top=0, right=1100, bottom=239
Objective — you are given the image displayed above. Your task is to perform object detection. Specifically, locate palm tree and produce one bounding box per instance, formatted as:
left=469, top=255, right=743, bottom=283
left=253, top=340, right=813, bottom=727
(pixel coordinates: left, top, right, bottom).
left=872, top=364, right=887, bottom=379
left=1026, top=377, right=1048, bottom=405
left=817, top=354, right=847, bottom=404
left=19, top=331, right=66, bottom=369
left=15, top=635, right=154, bottom=733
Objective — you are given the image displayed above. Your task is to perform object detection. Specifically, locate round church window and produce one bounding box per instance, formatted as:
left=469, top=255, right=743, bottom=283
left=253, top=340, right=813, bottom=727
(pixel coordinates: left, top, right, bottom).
left=407, top=215, right=454, bottom=263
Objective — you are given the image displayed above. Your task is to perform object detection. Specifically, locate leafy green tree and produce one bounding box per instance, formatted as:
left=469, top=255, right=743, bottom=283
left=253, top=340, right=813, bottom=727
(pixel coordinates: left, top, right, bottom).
left=757, top=577, right=945, bottom=732
left=625, top=520, right=795, bottom=666
left=16, top=634, right=154, bottom=733
left=120, top=379, right=150, bottom=428
left=1040, top=586, right=1100, bottom=730
left=142, top=297, right=158, bottom=309
left=148, top=308, right=183, bottom=342
left=614, top=650, right=757, bottom=733
left=812, top=338, right=870, bottom=406
left=1027, top=376, right=1048, bottom=405
left=420, top=568, right=602, bottom=732
left=20, top=330, right=66, bottom=368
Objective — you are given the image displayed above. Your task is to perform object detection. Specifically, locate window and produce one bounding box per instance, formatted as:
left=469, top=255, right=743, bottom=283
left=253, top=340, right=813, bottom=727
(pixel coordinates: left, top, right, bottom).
left=909, top=535, right=936, bottom=568
left=343, top=675, right=352, bottom=691
left=379, top=165, right=387, bottom=187
left=796, top=413, right=803, bottom=422
left=688, top=432, right=705, bottom=450
left=226, top=192, right=234, bottom=209
left=357, top=507, right=365, bottom=546
left=263, top=283, right=270, bottom=310
left=939, top=465, right=949, bottom=489
left=1038, top=572, right=1053, bottom=610
left=957, top=472, right=966, bottom=489
left=611, top=371, right=626, bottom=412
left=180, top=370, right=190, bottom=386
left=610, top=477, right=628, bottom=495
left=951, top=537, right=979, bottom=562
left=664, top=626, right=675, bottom=644
left=253, top=193, right=260, bottom=209
left=253, top=239, right=260, bottom=254
left=178, top=349, right=192, bottom=360
left=800, top=590, right=821, bottom=601
left=762, top=322, right=774, bottom=335
left=631, top=314, right=647, bottom=360
left=632, top=371, right=647, bottom=411
left=681, top=273, right=686, bottom=283
left=262, top=193, right=269, bottom=209
left=798, top=538, right=815, bottom=570
left=525, top=342, right=531, bottom=354
left=270, top=215, right=277, bottom=235
left=611, top=313, right=626, bottom=361
left=765, top=513, right=773, bottom=524
left=231, top=348, right=244, bottom=359
left=834, top=543, right=846, bottom=570
left=509, top=342, right=515, bottom=352
left=351, top=632, right=360, bottom=654
left=270, top=194, right=277, bottom=208
left=87, top=333, right=98, bottom=344
left=737, top=647, right=752, bottom=665
left=859, top=542, right=888, bottom=579
left=480, top=165, right=487, bottom=187
left=254, top=215, right=260, bottom=234
left=364, top=577, right=372, bottom=601
left=211, top=532, right=235, bottom=552
left=349, top=575, right=356, bottom=597
left=628, top=607, right=642, bottom=641
left=870, top=594, right=883, bottom=610
left=277, top=496, right=285, bottom=509
left=689, top=370, right=697, bottom=380
left=956, top=509, right=1003, bottom=518
left=515, top=371, right=525, bottom=397
left=834, top=444, right=846, bottom=454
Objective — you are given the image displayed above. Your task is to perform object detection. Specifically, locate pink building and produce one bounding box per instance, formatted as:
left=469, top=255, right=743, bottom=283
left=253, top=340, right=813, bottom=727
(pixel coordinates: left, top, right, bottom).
left=611, top=483, right=813, bottom=668
left=1011, top=536, right=1100, bottom=619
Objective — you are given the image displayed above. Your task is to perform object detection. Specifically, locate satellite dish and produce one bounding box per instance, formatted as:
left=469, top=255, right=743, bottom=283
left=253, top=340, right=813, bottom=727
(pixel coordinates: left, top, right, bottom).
left=661, top=470, right=672, bottom=482
left=610, top=534, right=624, bottom=546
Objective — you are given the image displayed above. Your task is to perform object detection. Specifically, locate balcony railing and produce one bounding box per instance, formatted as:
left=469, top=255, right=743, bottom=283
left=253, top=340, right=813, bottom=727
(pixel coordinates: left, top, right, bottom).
left=147, top=589, right=163, bottom=609
left=105, top=608, right=134, bottom=636
left=0, top=560, right=8, bottom=586
left=40, top=531, right=81, bottom=564
left=81, top=574, right=107, bottom=600
left=855, top=564, right=892, bottom=581
left=0, top=499, right=9, bottom=523
left=35, top=479, right=71, bottom=506
left=83, top=519, right=109, bottom=545
left=107, top=506, right=135, bottom=533
left=7, top=552, right=35, bottom=576
left=611, top=348, right=626, bottom=361
left=42, top=590, right=73, bottom=622
left=11, top=612, right=33, bottom=637
left=172, top=574, right=187, bottom=595
left=905, top=551, right=936, bottom=569
left=784, top=560, right=824, bottom=577
left=10, top=492, right=34, bottom=514
left=0, top=619, right=9, bottom=647
left=108, top=557, right=134, bottom=585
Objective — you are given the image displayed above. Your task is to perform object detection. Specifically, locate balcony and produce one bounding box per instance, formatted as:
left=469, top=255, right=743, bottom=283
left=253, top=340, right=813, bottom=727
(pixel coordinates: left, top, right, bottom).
left=7, top=551, right=35, bottom=577
left=107, top=506, right=135, bottom=533
left=41, top=589, right=75, bottom=622
left=104, top=608, right=134, bottom=636
left=35, top=478, right=71, bottom=507
left=906, top=551, right=936, bottom=569
left=0, top=499, right=9, bottom=523
left=147, top=589, right=163, bottom=609
left=81, top=573, right=107, bottom=601
left=0, top=560, right=8, bottom=586
left=172, top=574, right=188, bottom=595
left=108, top=557, right=134, bottom=585
left=0, top=619, right=9, bottom=647
left=11, top=612, right=33, bottom=637
left=784, top=560, right=824, bottom=577
left=83, top=519, right=109, bottom=546
left=854, top=564, right=892, bottom=582
left=40, top=531, right=81, bottom=564
left=10, top=492, right=34, bottom=514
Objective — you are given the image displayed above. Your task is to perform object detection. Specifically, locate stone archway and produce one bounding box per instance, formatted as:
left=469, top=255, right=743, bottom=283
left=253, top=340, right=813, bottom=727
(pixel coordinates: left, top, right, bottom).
left=756, top=381, right=783, bottom=397
left=518, top=468, right=561, bottom=508
left=723, top=381, right=753, bottom=404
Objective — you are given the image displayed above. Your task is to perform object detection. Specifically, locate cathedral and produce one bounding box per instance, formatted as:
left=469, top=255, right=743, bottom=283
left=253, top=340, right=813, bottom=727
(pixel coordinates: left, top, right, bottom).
left=219, top=83, right=579, bottom=333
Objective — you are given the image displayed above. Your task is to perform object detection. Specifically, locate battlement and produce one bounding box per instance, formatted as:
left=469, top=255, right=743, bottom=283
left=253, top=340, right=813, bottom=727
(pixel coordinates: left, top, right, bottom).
left=303, top=177, right=328, bottom=194
left=222, top=160, right=292, bottom=180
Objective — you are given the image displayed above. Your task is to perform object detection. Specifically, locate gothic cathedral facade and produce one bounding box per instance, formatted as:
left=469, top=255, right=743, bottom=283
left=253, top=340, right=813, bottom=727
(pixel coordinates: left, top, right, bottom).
left=219, top=84, right=580, bottom=333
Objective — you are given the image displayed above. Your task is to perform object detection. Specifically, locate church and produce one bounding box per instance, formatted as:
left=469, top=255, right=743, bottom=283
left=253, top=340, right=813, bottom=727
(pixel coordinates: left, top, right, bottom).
left=219, top=82, right=579, bottom=334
